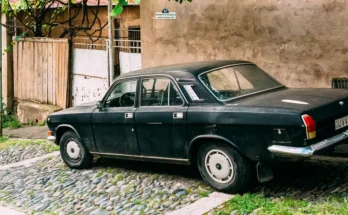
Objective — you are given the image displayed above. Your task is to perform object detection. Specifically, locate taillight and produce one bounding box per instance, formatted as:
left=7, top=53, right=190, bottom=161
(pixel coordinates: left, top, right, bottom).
left=302, top=114, right=316, bottom=139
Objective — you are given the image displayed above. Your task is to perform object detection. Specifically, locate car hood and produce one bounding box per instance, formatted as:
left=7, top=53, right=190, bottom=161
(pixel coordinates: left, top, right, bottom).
left=227, top=88, right=348, bottom=111
left=50, top=102, right=97, bottom=116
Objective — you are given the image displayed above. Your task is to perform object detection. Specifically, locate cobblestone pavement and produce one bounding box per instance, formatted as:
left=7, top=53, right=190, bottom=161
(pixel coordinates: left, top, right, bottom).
left=253, top=159, right=348, bottom=200
left=0, top=140, right=59, bottom=165
left=1, top=152, right=347, bottom=215
left=0, top=156, right=213, bottom=215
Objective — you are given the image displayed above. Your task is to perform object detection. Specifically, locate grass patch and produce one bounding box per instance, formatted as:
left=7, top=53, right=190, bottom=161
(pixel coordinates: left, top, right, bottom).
left=0, top=136, right=9, bottom=143
left=212, top=194, right=348, bottom=215
left=0, top=139, right=59, bottom=152
left=1, top=103, right=21, bottom=129
left=36, top=120, right=47, bottom=126
left=199, top=191, right=210, bottom=197
left=2, top=113, right=21, bottom=129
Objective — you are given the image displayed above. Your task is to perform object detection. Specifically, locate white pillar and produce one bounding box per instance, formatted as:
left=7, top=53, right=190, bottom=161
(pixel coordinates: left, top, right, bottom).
left=107, top=0, right=115, bottom=86
left=1, top=14, right=14, bottom=110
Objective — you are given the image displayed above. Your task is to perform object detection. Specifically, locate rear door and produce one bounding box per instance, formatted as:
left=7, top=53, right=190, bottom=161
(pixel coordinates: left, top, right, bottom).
left=135, top=77, right=188, bottom=158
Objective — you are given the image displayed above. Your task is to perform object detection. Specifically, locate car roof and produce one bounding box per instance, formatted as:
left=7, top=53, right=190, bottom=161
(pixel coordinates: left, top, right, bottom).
left=118, top=60, right=253, bottom=79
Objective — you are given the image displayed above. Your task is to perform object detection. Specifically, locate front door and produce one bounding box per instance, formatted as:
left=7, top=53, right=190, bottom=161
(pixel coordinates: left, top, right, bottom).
left=135, top=77, right=188, bottom=158
left=92, top=79, right=139, bottom=154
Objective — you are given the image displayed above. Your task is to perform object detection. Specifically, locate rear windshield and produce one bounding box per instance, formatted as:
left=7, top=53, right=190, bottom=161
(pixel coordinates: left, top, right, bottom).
left=199, top=65, right=282, bottom=101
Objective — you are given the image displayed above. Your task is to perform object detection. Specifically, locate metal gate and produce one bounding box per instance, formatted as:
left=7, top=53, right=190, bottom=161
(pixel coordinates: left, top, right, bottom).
left=71, top=38, right=109, bottom=106
left=114, top=28, right=142, bottom=76
left=71, top=34, right=141, bottom=106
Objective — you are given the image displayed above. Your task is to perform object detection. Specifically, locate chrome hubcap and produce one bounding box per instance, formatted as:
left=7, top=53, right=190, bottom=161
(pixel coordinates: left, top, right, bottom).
left=66, top=141, right=80, bottom=159
left=205, top=149, right=234, bottom=183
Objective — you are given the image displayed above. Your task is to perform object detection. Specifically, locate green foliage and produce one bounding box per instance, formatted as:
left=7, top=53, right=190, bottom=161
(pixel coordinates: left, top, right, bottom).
left=0, top=136, right=9, bottom=143
left=111, top=0, right=191, bottom=16
left=111, top=0, right=129, bottom=16
left=37, top=120, right=47, bottom=127
left=1, top=103, right=21, bottom=129
left=1, top=0, right=74, bottom=37
left=199, top=191, right=210, bottom=197
left=213, top=194, right=348, bottom=215
left=3, top=32, right=27, bottom=55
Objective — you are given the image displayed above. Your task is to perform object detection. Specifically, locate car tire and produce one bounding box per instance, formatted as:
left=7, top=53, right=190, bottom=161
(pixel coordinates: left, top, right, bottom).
left=60, top=131, right=93, bottom=169
left=197, top=142, right=253, bottom=193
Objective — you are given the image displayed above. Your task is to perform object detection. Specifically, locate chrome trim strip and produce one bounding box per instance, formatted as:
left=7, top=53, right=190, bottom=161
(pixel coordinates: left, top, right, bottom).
left=197, top=63, right=284, bottom=102
left=90, top=151, right=189, bottom=162
left=268, top=130, right=348, bottom=158
left=176, top=78, right=196, bottom=82
left=47, top=136, right=56, bottom=142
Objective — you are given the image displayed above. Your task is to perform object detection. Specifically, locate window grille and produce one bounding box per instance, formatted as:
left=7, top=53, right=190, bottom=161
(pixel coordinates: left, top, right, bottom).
left=332, top=78, right=348, bottom=89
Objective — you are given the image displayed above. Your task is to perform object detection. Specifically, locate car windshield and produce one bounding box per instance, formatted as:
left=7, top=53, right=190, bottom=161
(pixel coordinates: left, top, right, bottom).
left=199, top=65, right=282, bottom=101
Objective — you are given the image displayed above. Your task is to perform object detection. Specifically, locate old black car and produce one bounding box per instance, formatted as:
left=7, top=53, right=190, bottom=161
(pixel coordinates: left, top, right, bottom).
left=47, top=60, right=348, bottom=193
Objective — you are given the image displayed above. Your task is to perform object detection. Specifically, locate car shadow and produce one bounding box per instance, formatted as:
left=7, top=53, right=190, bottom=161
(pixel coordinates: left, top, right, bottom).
left=95, top=157, right=348, bottom=200
left=252, top=159, right=348, bottom=200
left=96, top=158, right=202, bottom=180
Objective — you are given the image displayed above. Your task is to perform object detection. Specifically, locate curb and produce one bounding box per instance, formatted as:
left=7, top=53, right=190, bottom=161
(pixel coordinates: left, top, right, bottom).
left=0, top=205, right=26, bottom=215
left=166, top=192, right=233, bottom=215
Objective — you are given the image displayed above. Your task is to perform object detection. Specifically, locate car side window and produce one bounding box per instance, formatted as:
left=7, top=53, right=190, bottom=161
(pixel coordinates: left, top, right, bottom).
left=105, top=80, right=137, bottom=108
left=141, top=78, right=183, bottom=106
left=200, top=67, right=254, bottom=100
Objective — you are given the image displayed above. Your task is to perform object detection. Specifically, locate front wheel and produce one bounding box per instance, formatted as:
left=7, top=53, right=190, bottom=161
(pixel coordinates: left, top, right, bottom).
left=60, top=131, right=93, bottom=169
left=197, top=142, right=253, bottom=193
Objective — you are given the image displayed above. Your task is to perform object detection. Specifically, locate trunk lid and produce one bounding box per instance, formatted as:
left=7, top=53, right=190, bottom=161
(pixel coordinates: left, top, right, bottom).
left=227, top=88, right=348, bottom=141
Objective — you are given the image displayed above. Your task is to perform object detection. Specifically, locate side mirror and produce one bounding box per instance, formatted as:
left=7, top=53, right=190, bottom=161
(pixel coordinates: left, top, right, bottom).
left=96, top=101, right=104, bottom=111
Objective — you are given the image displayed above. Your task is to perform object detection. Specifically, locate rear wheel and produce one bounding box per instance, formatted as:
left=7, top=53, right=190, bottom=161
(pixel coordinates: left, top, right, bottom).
left=197, top=142, right=253, bottom=193
left=60, top=131, right=93, bottom=169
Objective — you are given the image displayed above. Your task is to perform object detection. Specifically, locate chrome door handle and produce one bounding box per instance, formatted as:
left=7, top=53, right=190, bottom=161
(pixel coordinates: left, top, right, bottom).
left=173, top=112, right=184, bottom=119
left=125, top=113, right=133, bottom=119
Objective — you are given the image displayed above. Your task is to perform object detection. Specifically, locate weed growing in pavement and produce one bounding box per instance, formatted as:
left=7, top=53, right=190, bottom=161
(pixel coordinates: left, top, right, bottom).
left=199, top=191, right=210, bottom=197
left=36, top=120, right=47, bottom=126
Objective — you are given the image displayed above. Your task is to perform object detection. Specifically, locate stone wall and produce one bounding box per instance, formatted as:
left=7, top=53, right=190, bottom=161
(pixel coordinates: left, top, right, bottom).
left=140, top=0, right=348, bottom=88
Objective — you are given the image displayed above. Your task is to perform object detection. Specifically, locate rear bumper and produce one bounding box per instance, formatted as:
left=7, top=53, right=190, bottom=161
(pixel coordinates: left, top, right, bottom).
left=268, top=130, right=348, bottom=158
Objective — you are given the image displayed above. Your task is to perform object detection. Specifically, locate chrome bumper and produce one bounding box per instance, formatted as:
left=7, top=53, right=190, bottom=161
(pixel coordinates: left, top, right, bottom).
left=47, top=136, right=56, bottom=142
left=268, top=130, right=348, bottom=158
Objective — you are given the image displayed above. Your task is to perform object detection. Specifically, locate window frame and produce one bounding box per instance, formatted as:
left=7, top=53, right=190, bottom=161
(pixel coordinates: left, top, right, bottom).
left=198, top=63, right=284, bottom=102
left=139, top=76, right=185, bottom=107
left=102, top=78, right=139, bottom=108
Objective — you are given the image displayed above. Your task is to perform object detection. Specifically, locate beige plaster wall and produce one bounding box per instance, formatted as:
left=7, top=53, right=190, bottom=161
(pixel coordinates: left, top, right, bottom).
left=140, top=0, right=348, bottom=88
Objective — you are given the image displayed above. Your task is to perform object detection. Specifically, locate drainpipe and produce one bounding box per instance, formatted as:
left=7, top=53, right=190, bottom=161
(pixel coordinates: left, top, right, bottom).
left=107, top=0, right=115, bottom=86
left=0, top=13, right=3, bottom=137
left=0, top=16, right=2, bottom=137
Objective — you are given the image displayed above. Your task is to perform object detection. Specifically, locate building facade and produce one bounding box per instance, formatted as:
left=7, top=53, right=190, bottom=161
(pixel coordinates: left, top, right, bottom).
left=141, top=0, right=348, bottom=88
